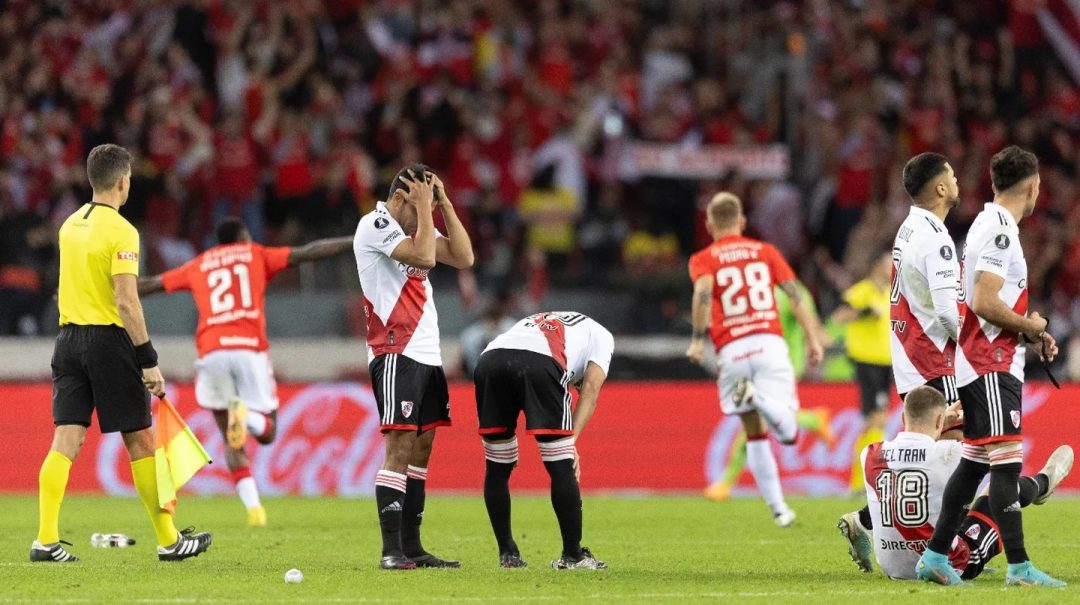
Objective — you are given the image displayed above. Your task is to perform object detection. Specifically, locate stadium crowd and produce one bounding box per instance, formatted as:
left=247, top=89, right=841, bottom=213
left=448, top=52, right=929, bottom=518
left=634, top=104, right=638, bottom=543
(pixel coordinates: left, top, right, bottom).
left=2, top=0, right=1080, bottom=376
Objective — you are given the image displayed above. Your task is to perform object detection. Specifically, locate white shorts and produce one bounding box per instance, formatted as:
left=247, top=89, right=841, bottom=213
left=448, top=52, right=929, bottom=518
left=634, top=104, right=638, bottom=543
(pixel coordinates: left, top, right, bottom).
left=716, top=333, right=799, bottom=441
left=194, top=349, right=279, bottom=413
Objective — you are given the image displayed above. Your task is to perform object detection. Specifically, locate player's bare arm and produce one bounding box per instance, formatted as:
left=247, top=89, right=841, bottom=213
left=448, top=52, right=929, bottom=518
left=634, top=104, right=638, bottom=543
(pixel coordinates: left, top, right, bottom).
left=970, top=270, right=1056, bottom=360
left=572, top=361, right=607, bottom=481
left=114, top=273, right=164, bottom=396
left=287, top=236, right=353, bottom=266
left=136, top=275, right=165, bottom=296
left=686, top=274, right=714, bottom=364
left=779, top=279, right=825, bottom=366
left=389, top=169, right=437, bottom=269
left=429, top=173, right=475, bottom=269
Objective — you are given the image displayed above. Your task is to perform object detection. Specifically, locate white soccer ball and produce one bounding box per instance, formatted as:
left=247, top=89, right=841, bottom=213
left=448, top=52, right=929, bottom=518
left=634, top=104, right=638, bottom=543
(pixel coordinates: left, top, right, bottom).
left=284, top=568, right=303, bottom=584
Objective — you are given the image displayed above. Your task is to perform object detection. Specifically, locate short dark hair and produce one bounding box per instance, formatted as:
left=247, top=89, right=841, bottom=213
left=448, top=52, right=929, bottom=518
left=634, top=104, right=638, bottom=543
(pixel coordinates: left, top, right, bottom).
left=902, top=152, right=949, bottom=200
left=216, top=217, right=247, bottom=244
left=903, top=385, right=946, bottom=424
left=387, top=163, right=432, bottom=202
left=86, top=144, right=132, bottom=191
left=990, top=145, right=1039, bottom=193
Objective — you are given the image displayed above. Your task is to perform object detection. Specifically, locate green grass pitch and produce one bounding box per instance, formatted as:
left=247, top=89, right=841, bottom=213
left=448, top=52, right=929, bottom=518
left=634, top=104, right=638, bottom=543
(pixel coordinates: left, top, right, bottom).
left=1, top=494, right=1078, bottom=603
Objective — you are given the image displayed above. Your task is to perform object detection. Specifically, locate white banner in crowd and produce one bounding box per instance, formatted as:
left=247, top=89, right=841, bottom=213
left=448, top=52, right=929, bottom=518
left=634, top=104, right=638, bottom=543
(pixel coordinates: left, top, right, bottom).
left=619, top=143, right=790, bottom=180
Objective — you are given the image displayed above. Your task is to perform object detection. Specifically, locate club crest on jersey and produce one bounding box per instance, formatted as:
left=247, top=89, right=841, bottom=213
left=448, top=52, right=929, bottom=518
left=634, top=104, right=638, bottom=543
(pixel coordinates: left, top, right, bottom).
left=1010, top=410, right=1021, bottom=428
left=939, top=245, right=953, bottom=260
left=401, top=401, right=414, bottom=418
left=965, top=524, right=981, bottom=541
left=374, top=217, right=390, bottom=229
left=995, top=234, right=1010, bottom=249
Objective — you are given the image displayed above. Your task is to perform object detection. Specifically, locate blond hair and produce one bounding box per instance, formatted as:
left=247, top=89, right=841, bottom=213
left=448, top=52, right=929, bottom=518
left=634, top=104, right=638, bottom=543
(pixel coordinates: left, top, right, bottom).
left=707, top=192, right=743, bottom=229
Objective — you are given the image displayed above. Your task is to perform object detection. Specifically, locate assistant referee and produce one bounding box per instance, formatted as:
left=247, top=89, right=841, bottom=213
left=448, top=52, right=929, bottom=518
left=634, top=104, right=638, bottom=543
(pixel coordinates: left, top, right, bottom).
left=31, top=144, right=211, bottom=563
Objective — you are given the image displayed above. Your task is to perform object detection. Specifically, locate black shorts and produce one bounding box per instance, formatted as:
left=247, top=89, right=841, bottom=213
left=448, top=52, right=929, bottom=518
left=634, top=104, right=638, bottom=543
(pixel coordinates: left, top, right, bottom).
left=51, top=325, right=151, bottom=434
left=854, top=362, right=892, bottom=416
left=957, top=497, right=1001, bottom=580
left=474, top=348, right=573, bottom=437
left=957, top=372, right=1022, bottom=445
left=369, top=353, right=450, bottom=432
left=900, top=375, right=962, bottom=431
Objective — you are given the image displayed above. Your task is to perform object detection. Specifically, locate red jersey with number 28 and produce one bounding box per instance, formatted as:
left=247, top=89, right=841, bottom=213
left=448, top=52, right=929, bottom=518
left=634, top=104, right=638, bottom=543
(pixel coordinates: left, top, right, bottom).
left=688, top=235, right=795, bottom=351
left=160, top=242, right=291, bottom=357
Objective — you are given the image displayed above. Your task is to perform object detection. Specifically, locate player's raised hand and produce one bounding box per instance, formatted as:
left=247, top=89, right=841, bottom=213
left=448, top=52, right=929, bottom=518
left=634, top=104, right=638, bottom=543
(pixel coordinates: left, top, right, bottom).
left=428, top=172, right=451, bottom=209
left=401, top=168, right=434, bottom=210
left=685, top=339, right=705, bottom=365
left=142, top=366, right=166, bottom=398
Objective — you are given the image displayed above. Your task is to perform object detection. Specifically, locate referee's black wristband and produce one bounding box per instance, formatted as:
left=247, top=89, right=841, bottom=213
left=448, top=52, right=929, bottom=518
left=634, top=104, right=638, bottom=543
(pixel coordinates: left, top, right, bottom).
left=134, top=341, right=159, bottom=369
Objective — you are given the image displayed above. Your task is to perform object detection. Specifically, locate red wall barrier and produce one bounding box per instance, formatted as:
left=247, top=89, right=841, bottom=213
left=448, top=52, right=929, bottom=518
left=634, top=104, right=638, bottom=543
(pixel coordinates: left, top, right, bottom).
left=0, top=381, right=1075, bottom=495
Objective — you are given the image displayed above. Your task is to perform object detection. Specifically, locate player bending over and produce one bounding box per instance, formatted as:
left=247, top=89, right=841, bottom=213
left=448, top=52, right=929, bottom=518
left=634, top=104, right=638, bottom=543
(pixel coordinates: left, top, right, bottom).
left=856, top=386, right=1071, bottom=582
left=474, top=312, right=614, bottom=569
left=686, top=192, right=825, bottom=526
left=139, top=218, right=353, bottom=526
left=355, top=165, right=474, bottom=570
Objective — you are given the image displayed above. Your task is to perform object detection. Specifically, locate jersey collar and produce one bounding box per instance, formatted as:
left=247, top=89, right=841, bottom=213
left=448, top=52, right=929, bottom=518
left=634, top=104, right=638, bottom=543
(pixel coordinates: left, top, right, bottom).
left=376, top=200, right=387, bottom=213
left=985, top=202, right=1019, bottom=232
left=894, top=431, right=936, bottom=444
left=907, top=205, right=947, bottom=232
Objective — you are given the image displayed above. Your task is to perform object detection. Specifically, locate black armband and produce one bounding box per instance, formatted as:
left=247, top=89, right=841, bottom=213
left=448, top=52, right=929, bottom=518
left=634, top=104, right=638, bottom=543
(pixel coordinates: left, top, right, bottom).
left=134, top=341, right=159, bottom=369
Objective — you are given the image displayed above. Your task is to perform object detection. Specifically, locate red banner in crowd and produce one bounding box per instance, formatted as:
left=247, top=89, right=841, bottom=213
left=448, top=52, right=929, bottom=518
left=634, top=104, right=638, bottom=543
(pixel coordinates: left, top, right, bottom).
left=0, top=382, right=1075, bottom=495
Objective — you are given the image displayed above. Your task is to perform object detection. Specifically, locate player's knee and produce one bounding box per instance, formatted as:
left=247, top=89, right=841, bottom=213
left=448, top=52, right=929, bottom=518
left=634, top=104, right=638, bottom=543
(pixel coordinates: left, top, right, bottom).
left=121, top=427, right=155, bottom=459
left=483, top=436, right=519, bottom=467
left=538, top=436, right=576, bottom=471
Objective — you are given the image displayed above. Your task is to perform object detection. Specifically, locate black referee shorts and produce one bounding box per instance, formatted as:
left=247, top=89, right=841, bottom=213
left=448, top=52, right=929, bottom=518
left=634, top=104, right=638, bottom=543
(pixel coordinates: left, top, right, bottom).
left=51, top=325, right=151, bottom=434
left=854, top=362, right=892, bottom=416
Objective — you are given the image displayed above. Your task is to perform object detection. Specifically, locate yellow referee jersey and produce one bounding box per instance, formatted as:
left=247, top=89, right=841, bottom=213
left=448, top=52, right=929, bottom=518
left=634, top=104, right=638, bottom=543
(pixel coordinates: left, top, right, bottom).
left=842, top=278, right=891, bottom=366
left=57, top=202, right=141, bottom=326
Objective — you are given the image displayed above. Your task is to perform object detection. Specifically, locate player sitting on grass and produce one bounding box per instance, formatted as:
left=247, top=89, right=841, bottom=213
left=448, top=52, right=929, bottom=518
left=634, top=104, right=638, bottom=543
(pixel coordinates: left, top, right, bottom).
left=139, top=218, right=353, bottom=527
left=474, top=312, right=614, bottom=570
left=838, top=385, right=1072, bottom=582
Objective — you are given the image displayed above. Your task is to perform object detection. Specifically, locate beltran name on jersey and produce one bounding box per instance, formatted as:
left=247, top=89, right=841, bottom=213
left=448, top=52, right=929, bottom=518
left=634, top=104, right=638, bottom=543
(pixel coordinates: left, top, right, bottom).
left=889, top=206, right=961, bottom=394
left=862, top=432, right=966, bottom=580
left=956, top=203, right=1027, bottom=386
left=484, top=312, right=614, bottom=384
left=353, top=201, right=442, bottom=367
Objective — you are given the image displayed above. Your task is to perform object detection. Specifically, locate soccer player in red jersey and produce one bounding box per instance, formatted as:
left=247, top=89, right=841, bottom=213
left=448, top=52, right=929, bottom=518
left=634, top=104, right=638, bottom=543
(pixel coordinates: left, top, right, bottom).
left=139, top=218, right=352, bottom=526
left=686, top=192, right=825, bottom=527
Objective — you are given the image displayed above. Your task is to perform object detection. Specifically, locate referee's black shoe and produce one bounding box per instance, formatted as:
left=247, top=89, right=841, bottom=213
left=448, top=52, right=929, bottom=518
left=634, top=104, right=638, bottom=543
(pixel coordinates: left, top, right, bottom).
left=158, top=527, right=212, bottom=561
left=29, top=540, right=79, bottom=563
left=380, top=555, right=417, bottom=570
left=409, top=551, right=461, bottom=568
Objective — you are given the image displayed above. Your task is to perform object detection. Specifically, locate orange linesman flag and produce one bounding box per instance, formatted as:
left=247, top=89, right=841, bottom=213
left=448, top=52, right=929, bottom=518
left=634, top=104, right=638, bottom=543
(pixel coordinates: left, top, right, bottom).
left=154, top=396, right=212, bottom=513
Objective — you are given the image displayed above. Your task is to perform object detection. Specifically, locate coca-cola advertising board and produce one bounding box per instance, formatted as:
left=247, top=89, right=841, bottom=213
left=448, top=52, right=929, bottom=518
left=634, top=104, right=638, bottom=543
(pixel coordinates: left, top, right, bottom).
left=0, top=382, right=1076, bottom=495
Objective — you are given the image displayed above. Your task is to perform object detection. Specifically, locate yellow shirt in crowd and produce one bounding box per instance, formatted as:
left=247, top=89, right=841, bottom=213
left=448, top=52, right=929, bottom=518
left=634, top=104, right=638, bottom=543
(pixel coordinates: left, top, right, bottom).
left=842, top=278, right=891, bottom=366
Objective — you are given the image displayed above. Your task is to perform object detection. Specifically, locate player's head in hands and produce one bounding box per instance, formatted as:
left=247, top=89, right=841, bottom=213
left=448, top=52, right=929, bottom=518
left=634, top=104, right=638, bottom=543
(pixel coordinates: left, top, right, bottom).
left=902, top=152, right=958, bottom=212
left=386, top=162, right=434, bottom=234
left=86, top=143, right=133, bottom=206
left=216, top=217, right=251, bottom=245
left=901, top=385, right=947, bottom=438
left=990, top=145, right=1040, bottom=218
left=705, top=192, right=745, bottom=239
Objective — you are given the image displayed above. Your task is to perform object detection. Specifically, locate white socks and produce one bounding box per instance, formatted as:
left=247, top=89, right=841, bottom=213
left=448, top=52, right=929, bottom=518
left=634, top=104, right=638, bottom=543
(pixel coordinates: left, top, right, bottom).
left=236, top=476, right=261, bottom=510
left=246, top=412, right=268, bottom=438
left=746, top=437, right=789, bottom=516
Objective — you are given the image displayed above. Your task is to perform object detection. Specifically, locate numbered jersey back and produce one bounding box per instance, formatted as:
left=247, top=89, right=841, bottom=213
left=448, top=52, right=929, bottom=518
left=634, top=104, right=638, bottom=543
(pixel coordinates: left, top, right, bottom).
left=861, top=433, right=964, bottom=580
left=161, top=242, right=291, bottom=357
left=688, top=235, right=796, bottom=351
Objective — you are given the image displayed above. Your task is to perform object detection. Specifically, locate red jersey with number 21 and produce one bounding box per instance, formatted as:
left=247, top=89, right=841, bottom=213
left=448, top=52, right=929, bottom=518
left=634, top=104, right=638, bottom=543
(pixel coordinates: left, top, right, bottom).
left=688, top=235, right=795, bottom=351
left=160, top=242, right=291, bottom=357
